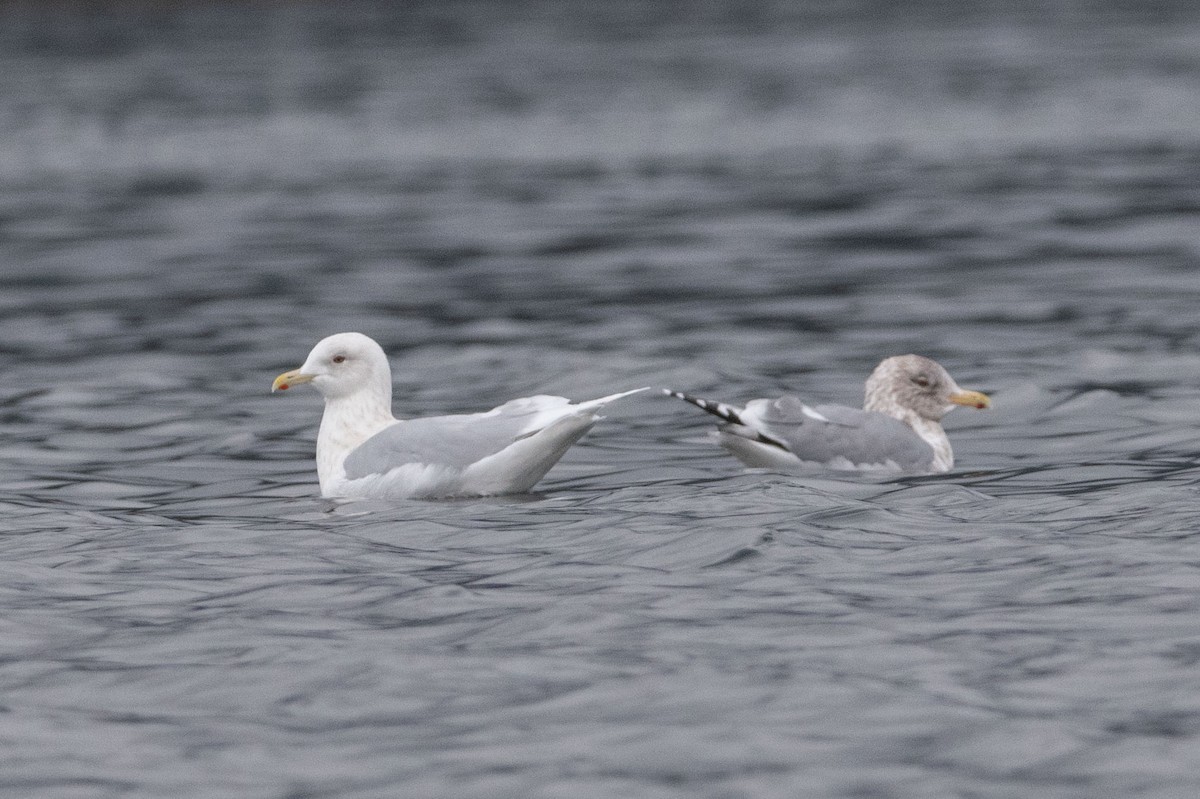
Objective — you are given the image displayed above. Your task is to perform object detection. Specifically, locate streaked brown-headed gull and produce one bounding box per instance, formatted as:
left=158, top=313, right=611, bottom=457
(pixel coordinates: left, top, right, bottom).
left=273, top=332, right=647, bottom=498
left=665, top=355, right=990, bottom=473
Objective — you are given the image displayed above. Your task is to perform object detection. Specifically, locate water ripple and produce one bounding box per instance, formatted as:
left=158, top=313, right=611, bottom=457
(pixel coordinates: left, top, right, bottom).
left=2, top=3, right=1200, bottom=797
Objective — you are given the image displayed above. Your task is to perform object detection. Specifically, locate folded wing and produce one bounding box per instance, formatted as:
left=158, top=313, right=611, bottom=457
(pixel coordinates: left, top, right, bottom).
left=730, top=396, right=935, bottom=471
left=343, top=395, right=578, bottom=478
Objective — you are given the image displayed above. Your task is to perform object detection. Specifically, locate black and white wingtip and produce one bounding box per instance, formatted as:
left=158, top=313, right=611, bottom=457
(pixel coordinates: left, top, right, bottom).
left=662, top=389, right=792, bottom=453
left=662, top=389, right=747, bottom=426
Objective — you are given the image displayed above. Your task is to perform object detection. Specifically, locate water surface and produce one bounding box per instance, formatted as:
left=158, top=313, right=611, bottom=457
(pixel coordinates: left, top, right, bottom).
left=2, top=2, right=1200, bottom=797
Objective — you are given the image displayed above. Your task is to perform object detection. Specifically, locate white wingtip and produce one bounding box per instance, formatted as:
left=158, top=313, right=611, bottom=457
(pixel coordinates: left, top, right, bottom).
left=801, top=405, right=832, bottom=423
left=576, top=386, right=651, bottom=410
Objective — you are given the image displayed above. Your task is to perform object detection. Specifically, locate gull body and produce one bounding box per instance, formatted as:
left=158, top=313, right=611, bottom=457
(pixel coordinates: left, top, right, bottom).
left=666, top=355, right=990, bottom=473
left=273, top=332, right=645, bottom=499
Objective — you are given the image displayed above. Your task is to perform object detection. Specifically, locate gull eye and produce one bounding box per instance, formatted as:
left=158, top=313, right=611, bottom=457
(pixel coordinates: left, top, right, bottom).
left=912, top=374, right=930, bottom=388
left=332, top=354, right=346, bottom=364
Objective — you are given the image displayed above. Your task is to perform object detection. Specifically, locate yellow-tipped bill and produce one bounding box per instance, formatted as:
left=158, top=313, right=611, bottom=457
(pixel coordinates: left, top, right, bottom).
left=272, top=369, right=315, bottom=393
left=948, top=389, right=990, bottom=410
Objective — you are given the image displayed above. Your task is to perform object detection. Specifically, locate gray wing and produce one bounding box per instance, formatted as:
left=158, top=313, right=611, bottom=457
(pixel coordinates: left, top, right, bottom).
left=343, top=401, right=563, bottom=478
left=745, top=396, right=934, bottom=470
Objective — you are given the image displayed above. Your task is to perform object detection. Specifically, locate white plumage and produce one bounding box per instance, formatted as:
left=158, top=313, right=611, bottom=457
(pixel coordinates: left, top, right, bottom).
left=273, top=332, right=646, bottom=499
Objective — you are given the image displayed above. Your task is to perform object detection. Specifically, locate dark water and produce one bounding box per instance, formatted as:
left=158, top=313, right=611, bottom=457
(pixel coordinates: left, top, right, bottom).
left=3, top=1, right=1200, bottom=797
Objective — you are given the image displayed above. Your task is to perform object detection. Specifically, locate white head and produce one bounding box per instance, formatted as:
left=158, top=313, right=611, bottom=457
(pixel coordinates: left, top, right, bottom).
left=272, top=332, right=392, bottom=402
left=864, top=355, right=990, bottom=421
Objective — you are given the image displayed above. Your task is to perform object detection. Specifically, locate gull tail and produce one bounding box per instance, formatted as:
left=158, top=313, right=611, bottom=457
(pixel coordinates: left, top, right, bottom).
left=662, top=389, right=747, bottom=425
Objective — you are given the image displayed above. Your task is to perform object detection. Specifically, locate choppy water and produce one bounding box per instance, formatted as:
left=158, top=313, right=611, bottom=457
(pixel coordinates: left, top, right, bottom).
left=3, top=1, right=1200, bottom=797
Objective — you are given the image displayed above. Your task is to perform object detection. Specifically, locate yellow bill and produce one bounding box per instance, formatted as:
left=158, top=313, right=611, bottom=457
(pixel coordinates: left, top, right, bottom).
left=272, top=370, right=315, bottom=393
left=948, top=389, right=990, bottom=410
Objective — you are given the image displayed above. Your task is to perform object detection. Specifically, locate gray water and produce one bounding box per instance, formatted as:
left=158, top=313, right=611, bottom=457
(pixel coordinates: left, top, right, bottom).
left=3, top=2, right=1200, bottom=797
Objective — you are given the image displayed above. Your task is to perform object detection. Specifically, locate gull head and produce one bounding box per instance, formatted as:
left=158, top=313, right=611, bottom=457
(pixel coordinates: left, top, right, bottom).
left=272, top=332, right=392, bottom=401
left=864, top=354, right=990, bottom=421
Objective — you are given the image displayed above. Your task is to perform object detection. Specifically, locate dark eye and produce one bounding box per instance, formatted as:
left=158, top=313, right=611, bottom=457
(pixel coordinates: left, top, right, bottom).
left=912, top=375, right=930, bottom=388
left=332, top=355, right=346, bottom=364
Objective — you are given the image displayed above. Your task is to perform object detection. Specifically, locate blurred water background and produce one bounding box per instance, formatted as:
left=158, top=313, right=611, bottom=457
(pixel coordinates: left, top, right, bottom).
left=2, top=1, right=1200, bottom=797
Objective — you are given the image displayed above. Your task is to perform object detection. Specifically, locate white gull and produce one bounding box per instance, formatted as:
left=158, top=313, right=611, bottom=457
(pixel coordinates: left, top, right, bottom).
left=273, top=332, right=646, bottom=498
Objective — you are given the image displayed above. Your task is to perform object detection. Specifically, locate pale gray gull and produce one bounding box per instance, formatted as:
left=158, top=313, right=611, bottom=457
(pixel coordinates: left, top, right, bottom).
left=273, top=332, right=647, bottom=498
left=665, top=355, right=990, bottom=473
